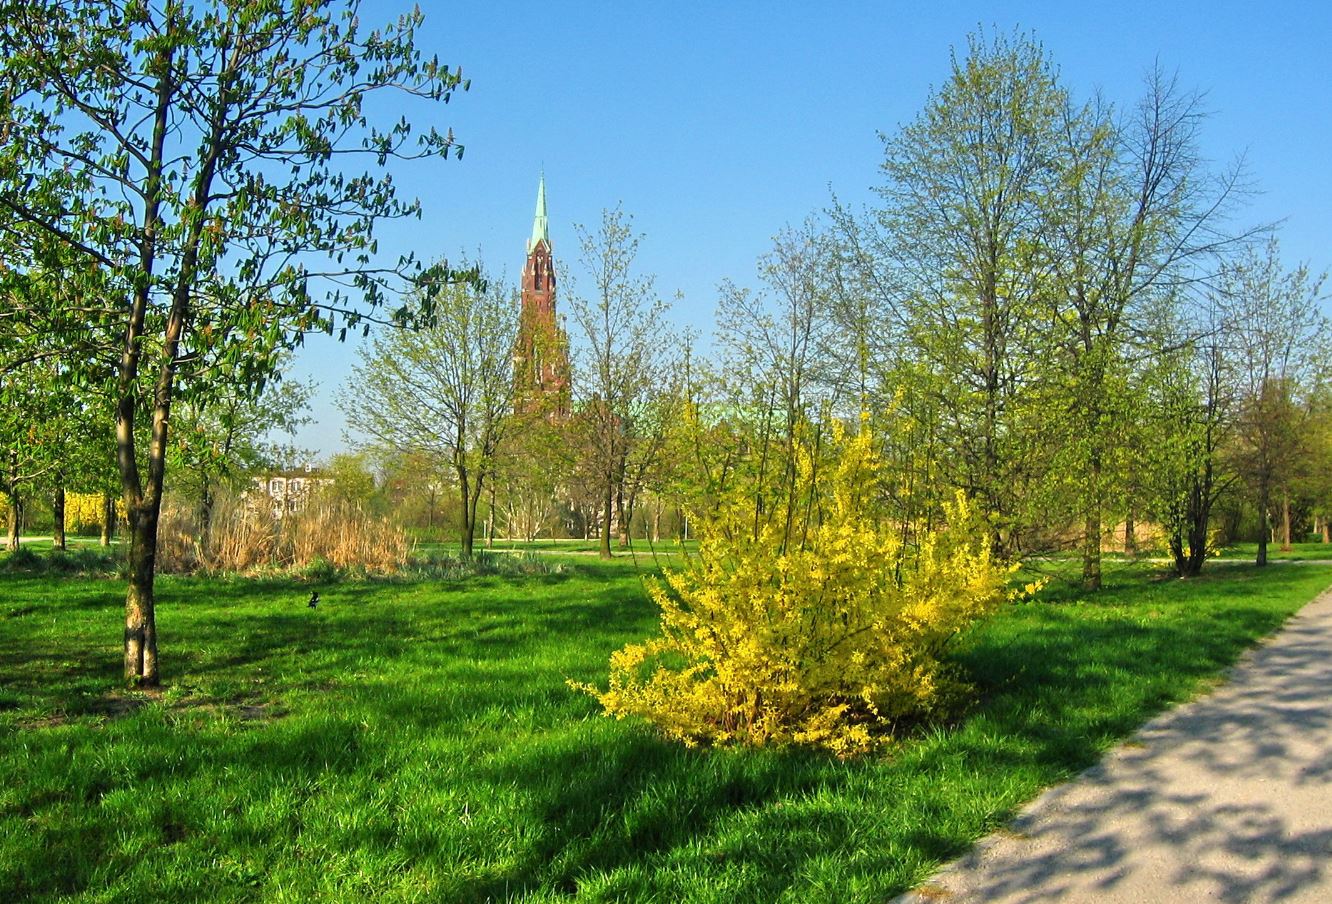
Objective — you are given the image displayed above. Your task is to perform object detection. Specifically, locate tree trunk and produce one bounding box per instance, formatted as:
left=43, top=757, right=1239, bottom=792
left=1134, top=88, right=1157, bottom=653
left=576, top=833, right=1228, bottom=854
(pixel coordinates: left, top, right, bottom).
left=1323, top=517, right=1330, bottom=544
left=619, top=486, right=639, bottom=550
left=599, top=476, right=614, bottom=558
left=1281, top=493, right=1292, bottom=551
left=457, top=468, right=474, bottom=560
left=1170, top=529, right=1187, bottom=577
left=52, top=485, right=66, bottom=551
left=101, top=492, right=116, bottom=547
left=486, top=482, right=496, bottom=548
left=1185, top=509, right=1208, bottom=577
left=1082, top=514, right=1102, bottom=591
left=616, top=478, right=629, bottom=549
left=124, top=503, right=160, bottom=684
left=1175, top=465, right=1211, bottom=578
left=1080, top=437, right=1103, bottom=590
left=1123, top=506, right=1137, bottom=560
left=1256, top=484, right=1270, bottom=567
left=5, top=486, right=20, bottom=551
left=468, top=474, right=485, bottom=559
left=198, top=477, right=214, bottom=553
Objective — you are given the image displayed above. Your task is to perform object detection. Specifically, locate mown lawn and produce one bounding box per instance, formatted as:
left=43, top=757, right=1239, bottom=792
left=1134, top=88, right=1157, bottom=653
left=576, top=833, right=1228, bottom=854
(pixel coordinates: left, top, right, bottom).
left=1, top=551, right=1328, bottom=902
left=1215, top=541, right=1332, bottom=561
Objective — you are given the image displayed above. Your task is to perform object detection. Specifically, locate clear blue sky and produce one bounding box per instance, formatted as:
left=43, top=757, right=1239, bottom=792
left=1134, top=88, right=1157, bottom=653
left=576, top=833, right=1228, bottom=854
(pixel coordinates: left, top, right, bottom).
left=285, top=0, right=1332, bottom=457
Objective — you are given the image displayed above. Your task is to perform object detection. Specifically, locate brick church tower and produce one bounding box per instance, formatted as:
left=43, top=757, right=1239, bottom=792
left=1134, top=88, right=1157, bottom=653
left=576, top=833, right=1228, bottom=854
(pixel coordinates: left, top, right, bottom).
left=513, top=175, right=571, bottom=417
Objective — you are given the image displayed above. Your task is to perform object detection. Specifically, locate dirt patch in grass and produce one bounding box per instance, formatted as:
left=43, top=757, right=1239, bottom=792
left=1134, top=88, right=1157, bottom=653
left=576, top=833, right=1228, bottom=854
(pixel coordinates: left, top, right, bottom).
left=14, top=687, right=287, bottom=729
left=89, top=691, right=158, bottom=718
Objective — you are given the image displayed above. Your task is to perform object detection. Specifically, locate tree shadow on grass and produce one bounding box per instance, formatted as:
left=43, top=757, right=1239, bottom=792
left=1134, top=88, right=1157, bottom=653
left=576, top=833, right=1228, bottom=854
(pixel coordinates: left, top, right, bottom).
left=451, top=727, right=835, bottom=901
left=3, top=563, right=1328, bottom=901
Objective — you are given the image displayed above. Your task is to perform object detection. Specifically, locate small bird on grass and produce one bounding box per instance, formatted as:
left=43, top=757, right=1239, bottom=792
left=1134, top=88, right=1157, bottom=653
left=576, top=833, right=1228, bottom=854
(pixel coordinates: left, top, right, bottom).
left=308, top=591, right=319, bottom=609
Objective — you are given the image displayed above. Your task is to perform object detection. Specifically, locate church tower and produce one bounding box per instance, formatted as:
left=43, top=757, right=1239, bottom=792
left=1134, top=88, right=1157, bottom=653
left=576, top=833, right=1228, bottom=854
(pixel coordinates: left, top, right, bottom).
left=514, top=175, right=571, bottom=416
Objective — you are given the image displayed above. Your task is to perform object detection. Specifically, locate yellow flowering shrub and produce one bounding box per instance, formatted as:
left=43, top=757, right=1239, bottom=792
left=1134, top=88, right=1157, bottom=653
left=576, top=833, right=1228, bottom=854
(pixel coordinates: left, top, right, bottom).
left=577, top=424, right=1026, bottom=757
left=65, top=493, right=124, bottom=532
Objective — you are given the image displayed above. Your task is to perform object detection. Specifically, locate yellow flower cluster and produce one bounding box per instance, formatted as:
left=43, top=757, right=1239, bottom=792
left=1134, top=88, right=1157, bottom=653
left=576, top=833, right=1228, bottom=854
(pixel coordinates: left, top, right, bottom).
left=577, top=425, right=1023, bottom=757
left=64, top=493, right=124, bottom=531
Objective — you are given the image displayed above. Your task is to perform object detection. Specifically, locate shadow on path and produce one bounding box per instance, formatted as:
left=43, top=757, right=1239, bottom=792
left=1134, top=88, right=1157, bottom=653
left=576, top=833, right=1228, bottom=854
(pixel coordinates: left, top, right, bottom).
left=898, top=589, right=1332, bottom=903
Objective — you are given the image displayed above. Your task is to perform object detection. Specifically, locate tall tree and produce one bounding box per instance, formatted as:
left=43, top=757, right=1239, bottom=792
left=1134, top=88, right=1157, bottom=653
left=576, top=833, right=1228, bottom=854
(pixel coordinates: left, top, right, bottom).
left=340, top=273, right=515, bottom=559
left=1222, top=239, right=1328, bottom=565
left=874, top=30, right=1065, bottom=556
left=1298, top=386, right=1332, bottom=544
left=568, top=207, right=673, bottom=558
left=0, top=0, right=468, bottom=683
left=1045, top=68, right=1248, bottom=589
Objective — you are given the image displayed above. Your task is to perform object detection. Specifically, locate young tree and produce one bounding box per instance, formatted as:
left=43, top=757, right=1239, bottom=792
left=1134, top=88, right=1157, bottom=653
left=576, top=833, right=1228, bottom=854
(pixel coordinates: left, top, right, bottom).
left=0, top=0, right=468, bottom=682
left=1299, top=388, right=1332, bottom=544
left=0, top=362, right=61, bottom=549
left=874, top=30, right=1065, bottom=556
left=1141, top=299, right=1238, bottom=576
left=716, top=223, right=838, bottom=549
left=494, top=414, right=572, bottom=542
left=1044, top=69, right=1248, bottom=589
left=171, top=359, right=313, bottom=546
left=340, top=274, right=516, bottom=559
left=568, top=207, right=673, bottom=558
left=1222, top=240, right=1328, bottom=566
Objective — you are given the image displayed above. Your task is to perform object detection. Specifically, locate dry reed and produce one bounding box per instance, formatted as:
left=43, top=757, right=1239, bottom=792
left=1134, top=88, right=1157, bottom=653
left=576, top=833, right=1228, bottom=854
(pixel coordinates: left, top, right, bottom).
left=156, top=491, right=408, bottom=575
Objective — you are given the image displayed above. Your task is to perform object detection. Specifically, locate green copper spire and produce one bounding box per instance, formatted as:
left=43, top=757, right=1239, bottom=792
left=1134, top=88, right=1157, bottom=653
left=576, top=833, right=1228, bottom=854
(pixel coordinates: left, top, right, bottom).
left=528, top=174, right=548, bottom=252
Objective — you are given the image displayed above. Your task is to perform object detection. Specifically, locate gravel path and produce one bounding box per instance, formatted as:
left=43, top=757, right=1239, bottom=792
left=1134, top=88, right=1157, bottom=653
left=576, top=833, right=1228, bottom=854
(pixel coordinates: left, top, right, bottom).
left=895, top=585, right=1332, bottom=903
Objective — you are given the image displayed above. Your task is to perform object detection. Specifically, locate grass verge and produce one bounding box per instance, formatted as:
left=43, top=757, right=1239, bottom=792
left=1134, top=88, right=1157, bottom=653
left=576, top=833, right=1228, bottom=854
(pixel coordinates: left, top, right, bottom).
left=0, top=553, right=1327, bottom=902
left=1214, top=541, right=1332, bottom=561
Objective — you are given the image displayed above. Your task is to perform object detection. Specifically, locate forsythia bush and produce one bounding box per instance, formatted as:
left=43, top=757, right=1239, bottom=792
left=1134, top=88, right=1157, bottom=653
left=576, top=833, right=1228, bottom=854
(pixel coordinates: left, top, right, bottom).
left=577, top=424, right=1030, bottom=757
left=66, top=493, right=125, bottom=532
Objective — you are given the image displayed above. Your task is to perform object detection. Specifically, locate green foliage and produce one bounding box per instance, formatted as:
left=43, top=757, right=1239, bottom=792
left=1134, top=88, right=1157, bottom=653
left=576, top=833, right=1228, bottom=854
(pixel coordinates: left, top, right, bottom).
left=300, top=555, right=338, bottom=584
left=869, top=30, right=1068, bottom=553
left=581, top=425, right=1024, bottom=756
left=568, top=206, right=678, bottom=557
left=170, top=356, right=315, bottom=509
left=2, top=544, right=38, bottom=569
left=0, top=0, right=471, bottom=680
left=320, top=453, right=385, bottom=514
left=339, top=267, right=516, bottom=556
left=1222, top=239, right=1330, bottom=561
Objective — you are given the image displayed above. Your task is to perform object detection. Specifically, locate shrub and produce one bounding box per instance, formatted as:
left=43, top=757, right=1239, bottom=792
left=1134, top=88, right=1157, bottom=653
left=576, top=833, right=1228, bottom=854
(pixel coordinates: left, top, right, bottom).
left=3, top=545, right=39, bottom=570
left=300, top=555, right=339, bottom=583
left=65, top=493, right=125, bottom=534
left=577, top=425, right=1030, bottom=757
left=406, top=548, right=555, bottom=581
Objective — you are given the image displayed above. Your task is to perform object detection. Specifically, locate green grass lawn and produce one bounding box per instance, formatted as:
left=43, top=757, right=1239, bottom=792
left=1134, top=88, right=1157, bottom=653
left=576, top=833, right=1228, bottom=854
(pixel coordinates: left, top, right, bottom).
left=414, top=537, right=699, bottom=561
left=1214, top=541, right=1332, bottom=561
left=1, top=552, right=1329, bottom=902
